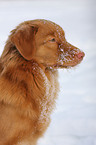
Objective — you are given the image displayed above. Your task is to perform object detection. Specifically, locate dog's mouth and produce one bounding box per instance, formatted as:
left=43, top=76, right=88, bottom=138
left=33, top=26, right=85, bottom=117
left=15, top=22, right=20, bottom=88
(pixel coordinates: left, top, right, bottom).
left=46, top=51, right=85, bottom=70
left=59, top=51, right=84, bottom=67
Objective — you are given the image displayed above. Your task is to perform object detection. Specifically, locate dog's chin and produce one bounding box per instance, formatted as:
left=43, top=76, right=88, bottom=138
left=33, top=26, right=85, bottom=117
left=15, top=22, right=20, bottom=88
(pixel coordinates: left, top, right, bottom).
left=45, top=58, right=84, bottom=70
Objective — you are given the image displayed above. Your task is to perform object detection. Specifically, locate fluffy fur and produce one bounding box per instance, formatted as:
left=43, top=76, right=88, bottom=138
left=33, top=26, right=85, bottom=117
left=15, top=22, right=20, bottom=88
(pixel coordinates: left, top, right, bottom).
left=0, top=19, right=84, bottom=145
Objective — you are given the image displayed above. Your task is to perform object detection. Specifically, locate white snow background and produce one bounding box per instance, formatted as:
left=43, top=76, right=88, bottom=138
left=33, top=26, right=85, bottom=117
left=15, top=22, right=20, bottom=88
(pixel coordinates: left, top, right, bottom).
left=0, top=0, right=96, bottom=145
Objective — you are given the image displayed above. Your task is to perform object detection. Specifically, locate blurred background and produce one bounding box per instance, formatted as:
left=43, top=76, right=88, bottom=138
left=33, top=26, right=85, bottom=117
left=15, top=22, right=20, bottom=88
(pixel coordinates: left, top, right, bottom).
left=0, top=0, right=96, bottom=145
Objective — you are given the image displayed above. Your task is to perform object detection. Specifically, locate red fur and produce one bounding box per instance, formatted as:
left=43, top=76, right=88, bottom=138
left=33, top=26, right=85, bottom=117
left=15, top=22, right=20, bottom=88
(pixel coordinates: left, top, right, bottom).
left=0, top=19, right=84, bottom=145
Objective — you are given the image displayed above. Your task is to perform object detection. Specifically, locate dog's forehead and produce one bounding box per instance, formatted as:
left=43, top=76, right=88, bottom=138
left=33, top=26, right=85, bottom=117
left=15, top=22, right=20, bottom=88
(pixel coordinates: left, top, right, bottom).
left=41, top=20, right=63, bottom=33
left=36, top=20, right=65, bottom=38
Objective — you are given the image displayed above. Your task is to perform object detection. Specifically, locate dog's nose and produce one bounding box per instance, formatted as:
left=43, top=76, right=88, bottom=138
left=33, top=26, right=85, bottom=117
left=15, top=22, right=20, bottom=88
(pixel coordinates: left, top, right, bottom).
left=76, top=52, right=85, bottom=59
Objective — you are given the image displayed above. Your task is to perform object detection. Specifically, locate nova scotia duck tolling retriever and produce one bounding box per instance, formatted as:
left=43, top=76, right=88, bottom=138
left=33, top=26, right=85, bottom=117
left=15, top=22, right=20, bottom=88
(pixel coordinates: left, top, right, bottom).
left=0, top=19, right=85, bottom=145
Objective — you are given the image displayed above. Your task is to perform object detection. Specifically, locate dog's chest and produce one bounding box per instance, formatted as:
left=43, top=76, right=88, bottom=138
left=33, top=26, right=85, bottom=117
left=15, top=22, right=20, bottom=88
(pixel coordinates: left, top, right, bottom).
left=37, top=69, right=59, bottom=130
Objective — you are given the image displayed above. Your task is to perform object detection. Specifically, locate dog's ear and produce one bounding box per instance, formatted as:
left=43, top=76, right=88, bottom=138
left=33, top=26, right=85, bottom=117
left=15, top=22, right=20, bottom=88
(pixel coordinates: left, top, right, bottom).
left=10, top=24, right=38, bottom=60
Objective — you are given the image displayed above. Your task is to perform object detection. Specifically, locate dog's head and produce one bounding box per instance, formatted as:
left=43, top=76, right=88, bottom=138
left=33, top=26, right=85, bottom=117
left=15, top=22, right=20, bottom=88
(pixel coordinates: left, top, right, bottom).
left=10, top=19, right=85, bottom=69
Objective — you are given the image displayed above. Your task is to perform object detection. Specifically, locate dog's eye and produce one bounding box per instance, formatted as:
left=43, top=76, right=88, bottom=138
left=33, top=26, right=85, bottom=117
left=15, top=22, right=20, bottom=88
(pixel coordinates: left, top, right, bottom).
left=50, top=38, right=56, bottom=42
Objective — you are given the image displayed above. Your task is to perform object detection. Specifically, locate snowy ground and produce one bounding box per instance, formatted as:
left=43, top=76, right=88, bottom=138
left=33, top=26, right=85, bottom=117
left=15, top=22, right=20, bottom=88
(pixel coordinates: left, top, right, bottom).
left=0, top=0, right=96, bottom=145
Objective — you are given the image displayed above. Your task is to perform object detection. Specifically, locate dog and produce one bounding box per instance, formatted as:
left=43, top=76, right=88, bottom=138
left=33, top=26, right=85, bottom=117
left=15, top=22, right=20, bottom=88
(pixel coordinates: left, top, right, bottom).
left=0, top=19, right=85, bottom=145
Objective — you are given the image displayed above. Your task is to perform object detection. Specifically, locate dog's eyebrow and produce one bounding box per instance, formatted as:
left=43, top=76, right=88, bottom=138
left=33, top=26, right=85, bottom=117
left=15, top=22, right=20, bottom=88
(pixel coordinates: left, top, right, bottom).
left=44, top=31, right=55, bottom=37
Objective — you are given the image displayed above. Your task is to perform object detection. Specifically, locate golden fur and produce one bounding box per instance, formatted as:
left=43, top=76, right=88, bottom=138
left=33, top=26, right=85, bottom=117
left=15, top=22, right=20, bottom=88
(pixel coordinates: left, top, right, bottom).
left=0, top=19, right=84, bottom=145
